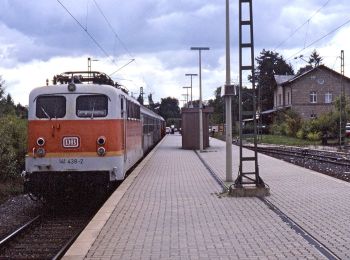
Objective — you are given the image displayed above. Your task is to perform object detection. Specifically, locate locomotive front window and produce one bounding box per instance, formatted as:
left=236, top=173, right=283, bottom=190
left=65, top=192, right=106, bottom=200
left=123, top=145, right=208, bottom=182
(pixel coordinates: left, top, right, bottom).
left=76, top=95, right=108, bottom=118
left=36, top=95, right=66, bottom=119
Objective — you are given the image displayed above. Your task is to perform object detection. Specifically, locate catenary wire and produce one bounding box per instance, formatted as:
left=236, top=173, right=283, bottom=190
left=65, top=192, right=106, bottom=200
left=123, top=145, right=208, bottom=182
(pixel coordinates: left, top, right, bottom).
left=91, top=0, right=155, bottom=99
left=92, top=0, right=134, bottom=59
left=56, top=0, right=113, bottom=60
left=286, top=17, right=350, bottom=60
left=273, top=0, right=332, bottom=51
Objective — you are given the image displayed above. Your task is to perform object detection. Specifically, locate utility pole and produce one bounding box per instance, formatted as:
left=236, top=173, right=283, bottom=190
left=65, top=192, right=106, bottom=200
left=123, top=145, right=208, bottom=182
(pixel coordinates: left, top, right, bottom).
left=139, top=86, right=144, bottom=105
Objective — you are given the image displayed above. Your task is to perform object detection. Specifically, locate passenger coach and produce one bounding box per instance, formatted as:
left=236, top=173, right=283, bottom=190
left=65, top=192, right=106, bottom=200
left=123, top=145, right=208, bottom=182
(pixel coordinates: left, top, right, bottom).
left=24, top=71, right=164, bottom=200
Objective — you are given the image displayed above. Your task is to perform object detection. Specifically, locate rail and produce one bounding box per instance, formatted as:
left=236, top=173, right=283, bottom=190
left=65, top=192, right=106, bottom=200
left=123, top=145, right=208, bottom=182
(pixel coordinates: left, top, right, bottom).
left=0, top=215, right=41, bottom=247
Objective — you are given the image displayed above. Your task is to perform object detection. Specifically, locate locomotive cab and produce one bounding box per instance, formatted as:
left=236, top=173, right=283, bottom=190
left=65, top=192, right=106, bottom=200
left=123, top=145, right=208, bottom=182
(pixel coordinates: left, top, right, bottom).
left=24, top=71, right=162, bottom=201
left=25, top=74, right=135, bottom=199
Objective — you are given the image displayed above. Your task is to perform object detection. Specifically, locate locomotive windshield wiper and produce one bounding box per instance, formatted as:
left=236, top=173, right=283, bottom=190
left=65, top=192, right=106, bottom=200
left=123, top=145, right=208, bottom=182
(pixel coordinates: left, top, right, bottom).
left=41, top=106, right=51, bottom=120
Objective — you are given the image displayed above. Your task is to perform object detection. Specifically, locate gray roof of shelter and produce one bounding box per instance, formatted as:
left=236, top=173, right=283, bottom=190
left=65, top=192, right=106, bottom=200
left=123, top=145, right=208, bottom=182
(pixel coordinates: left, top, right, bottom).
left=274, top=75, right=295, bottom=85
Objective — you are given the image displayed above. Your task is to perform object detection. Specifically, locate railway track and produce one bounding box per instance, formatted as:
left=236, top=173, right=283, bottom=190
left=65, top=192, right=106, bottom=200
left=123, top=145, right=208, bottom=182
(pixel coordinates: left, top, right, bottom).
left=0, top=208, right=94, bottom=259
left=250, top=145, right=350, bottom=182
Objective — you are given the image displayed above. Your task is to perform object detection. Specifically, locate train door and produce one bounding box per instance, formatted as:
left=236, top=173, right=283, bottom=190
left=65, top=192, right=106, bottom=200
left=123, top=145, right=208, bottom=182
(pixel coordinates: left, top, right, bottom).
left=120, top=95, right=127, bottom=162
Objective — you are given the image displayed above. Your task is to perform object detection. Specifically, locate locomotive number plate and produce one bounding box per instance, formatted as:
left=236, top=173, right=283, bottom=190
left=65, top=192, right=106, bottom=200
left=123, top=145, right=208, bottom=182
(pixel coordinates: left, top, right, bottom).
left=62, top=136, right=80, bottom=148
left=59, top=158, right=84, bottom=165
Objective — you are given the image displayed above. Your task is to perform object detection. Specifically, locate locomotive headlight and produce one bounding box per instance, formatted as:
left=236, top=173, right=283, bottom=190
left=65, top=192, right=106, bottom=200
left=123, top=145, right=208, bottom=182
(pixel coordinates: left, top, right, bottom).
left=36, top=147, right=46, bottom=157
left=97, top=147, right=106, bottom=156
left=68, top=82, right=76, bottom=92
left=97, top=136, right=106, bottom=146
left=37, top=137, right=45, bottom=146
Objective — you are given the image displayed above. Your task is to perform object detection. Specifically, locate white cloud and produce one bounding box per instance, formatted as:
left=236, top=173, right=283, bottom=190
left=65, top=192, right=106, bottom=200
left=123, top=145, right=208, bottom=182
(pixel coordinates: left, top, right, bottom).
left=1, top=0, right=350, bottom=108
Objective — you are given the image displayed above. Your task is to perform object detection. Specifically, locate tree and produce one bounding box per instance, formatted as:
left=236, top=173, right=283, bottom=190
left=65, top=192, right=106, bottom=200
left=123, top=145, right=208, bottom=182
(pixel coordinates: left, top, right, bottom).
left=308, top=49, right=323, bottom=68
left=296, top=50, right=323, bottom=75
left=159, top=97, right=180, bottom=123
left=255, top=49, right=294, bottom=111
left=0, top=115, right=27, bottom=180
left=147, top=93, right=159, bottom=113
left=207, top=87, right=224, bottom=124
left=15, top=104, right=28, bottom=119
left=0, top=76, right=5, bottom=98
left=296, top=64, right=313, bottom=75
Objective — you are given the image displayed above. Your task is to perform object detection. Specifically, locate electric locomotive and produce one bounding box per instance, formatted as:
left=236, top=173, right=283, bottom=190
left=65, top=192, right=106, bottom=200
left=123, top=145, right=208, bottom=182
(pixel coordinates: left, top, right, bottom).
left=24, top=71, right=164, bottom=200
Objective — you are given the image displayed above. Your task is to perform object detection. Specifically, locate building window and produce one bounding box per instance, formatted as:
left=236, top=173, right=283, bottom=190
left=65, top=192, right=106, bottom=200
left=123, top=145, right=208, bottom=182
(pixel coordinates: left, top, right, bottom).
left=278, top=94, right=282, bottom=106
left=325, top=92, right=332, bottom=103
left=310, top=113, right=317, bottom=119
left=287, top=92, right=290, bottom=105
left=309, top=91, right=317, bottom=103
left=275, top=95, right=277, bottom=107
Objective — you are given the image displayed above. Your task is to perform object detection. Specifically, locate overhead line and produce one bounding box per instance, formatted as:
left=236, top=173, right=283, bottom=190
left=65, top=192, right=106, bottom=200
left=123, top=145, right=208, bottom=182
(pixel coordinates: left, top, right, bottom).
left=56, top=0, right=155, bottom=100
left=92, top=0, right=155, bottom=98
left=92, top=0, right=134, bottom=59
left=109, top=59, right=135, bottom=76
left=287, top=17, right=350, bottom=60
left=273, top=0, right=332, bottom=51
left=56, top=0, right=113, bottom=60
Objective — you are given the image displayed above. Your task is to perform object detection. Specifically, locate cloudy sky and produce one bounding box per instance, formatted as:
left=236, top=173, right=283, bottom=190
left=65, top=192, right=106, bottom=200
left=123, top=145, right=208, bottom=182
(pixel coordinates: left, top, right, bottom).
left=0, top=0, right=349, bottom=106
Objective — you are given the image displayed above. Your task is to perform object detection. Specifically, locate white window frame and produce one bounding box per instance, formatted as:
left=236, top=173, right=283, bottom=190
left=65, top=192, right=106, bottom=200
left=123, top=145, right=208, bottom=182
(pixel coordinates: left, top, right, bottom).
left=309, top=91, right=317, bottom=103
left=325, top=92, right=332, bottom=104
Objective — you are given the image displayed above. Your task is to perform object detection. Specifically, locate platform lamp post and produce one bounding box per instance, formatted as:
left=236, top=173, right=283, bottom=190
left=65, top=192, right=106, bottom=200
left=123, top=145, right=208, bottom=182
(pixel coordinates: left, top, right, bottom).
left=182, top=93, right=189, bottom=108
left=224, top=0, right=233, bottom=182
left=185, top=73, right=198, bottom=108
left=190, top=47, right=210, bottom=152
left=183, top=87, right=191, bottom=108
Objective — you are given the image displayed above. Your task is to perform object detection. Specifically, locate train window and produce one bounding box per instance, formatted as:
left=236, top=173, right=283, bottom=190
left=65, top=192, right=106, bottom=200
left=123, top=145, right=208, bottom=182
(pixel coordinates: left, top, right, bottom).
left=126, top=100, right=140, bottom=120
left=36, top=95, right=66, bottom=119
left=76, top=95, right=108, bottom=118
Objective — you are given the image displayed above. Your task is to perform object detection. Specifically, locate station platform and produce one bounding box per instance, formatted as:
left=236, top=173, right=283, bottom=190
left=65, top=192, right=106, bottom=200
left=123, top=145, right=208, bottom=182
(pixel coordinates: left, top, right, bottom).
left=64, top=134, right=350, bottom=259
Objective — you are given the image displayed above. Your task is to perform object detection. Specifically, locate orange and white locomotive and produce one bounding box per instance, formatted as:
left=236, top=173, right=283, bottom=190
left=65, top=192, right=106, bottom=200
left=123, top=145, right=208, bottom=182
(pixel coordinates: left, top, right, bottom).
left=24, top=71, right=164, bottom=200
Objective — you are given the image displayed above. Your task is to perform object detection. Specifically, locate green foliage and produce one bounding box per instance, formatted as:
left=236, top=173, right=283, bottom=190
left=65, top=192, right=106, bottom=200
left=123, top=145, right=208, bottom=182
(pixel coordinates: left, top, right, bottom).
left=308, top=49, right=323, bottom=68
left=255, top=49, right=294, bottom=111
left=296, top=129, right=305, bottom=139
left=258, top=134, right=320, bottom=146
left=296, top=50, right=323, bottom=75
left=270, top=109, right=302, bottom=137
left=159, top=97, right=180, bottom=123
left=306, top=132, right=321, bottom=141
left=207, top=87, right=224, bottom=124
left=0, top=115, right=27, bottom=180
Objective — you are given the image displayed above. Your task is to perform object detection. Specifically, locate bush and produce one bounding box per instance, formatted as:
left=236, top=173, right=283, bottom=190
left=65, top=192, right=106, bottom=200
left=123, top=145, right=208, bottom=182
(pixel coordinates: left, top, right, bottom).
left=0, top=115, right=27, bottom=180
left=306, top=131, right=321, bottom=141
left=296, top=129, right=305, bottom=139
left=271, top=109, right=302, bottom=137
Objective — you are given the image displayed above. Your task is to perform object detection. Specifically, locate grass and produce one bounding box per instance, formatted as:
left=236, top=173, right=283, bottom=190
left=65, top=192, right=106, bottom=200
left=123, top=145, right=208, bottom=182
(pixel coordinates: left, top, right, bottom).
left=256, top=135, right=321, bottom=146
left=0, top=178, right=24, bottom=204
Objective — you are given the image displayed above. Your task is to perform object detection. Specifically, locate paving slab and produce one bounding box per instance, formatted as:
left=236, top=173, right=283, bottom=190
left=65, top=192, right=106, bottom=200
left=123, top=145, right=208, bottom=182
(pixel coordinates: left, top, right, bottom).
left=201, top=137, right=350, bottom=260
left=63, top=134, right=345, bottom=259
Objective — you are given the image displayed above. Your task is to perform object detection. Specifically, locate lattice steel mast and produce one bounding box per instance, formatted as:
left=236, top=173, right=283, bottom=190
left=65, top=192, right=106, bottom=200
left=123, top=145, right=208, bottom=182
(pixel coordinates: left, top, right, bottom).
left=234, top=0, right=265, bottom=188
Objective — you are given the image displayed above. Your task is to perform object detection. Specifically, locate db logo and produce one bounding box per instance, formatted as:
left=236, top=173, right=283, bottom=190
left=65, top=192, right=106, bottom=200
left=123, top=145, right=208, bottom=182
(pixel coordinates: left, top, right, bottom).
left=63, top=136, right=80, bottom=148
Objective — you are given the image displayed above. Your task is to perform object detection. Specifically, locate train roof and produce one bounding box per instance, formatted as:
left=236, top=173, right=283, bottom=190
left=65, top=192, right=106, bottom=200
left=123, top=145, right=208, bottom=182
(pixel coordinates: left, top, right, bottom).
left=29, top=71, right=164, bottom=121
left=141, top=105, right=164, bottom=121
